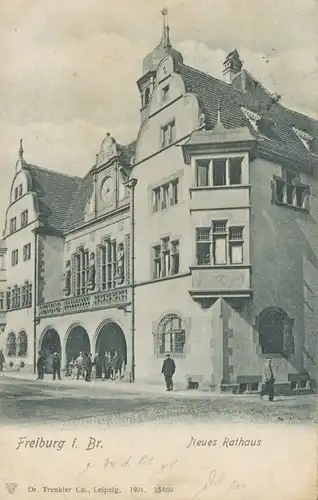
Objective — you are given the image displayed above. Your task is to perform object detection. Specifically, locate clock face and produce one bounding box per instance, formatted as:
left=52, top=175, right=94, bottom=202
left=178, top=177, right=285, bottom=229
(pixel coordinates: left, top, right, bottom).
left=101, top=176, right=113, bottom=204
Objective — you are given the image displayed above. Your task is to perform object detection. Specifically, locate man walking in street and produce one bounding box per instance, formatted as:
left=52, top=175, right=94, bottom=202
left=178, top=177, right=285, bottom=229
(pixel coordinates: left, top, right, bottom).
left=260, top=358, right=275, bottom=401
left=52, top=352, right=61, bottom=381
left=36, top=351, right=45, bottom=380
left=161, top=353, right=176, bottom=391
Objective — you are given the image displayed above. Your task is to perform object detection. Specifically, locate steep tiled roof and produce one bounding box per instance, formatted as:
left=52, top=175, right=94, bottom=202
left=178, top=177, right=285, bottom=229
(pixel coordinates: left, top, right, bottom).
left=65, top=170, right=94, bottom=231
left=25, top=165, right=82, bottom=233
left=178, top=64, right=318, bottom=172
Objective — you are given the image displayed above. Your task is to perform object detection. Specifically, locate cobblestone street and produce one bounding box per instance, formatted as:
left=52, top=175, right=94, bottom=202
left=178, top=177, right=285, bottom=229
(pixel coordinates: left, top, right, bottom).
left=0, top=375, right=315, bottom=428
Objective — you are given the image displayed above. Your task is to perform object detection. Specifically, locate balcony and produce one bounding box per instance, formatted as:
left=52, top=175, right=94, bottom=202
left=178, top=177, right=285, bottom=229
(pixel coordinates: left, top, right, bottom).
left=37, top=286, right=131, bottom=318
left=189, top=266, right=252, bottom=299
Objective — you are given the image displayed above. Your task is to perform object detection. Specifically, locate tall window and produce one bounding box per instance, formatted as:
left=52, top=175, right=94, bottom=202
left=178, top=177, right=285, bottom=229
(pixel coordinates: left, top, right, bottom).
left=7, top=332, right=17, bottom=357
left=18, top=331, right=28, bottom=357
left=152, top=178, right=179, bottom=213
left=6, top=288, right=11, bottom=310
left=162, top=84, right=170, bottom=101
left=23, top=243, right=31, bottom=261
left=10, top=217, right=17, bottom=234
left=161, top=120, right=176, bottom=148
left=155, top=313, right=186, bottom=355
left=21, top=210, right=28, bottom=227
left=21, top=281, right=31, bottom=307
left=11, top=249, right=19, bottom=266
left=75, top=254, right=81, bottom=295
left=100, top=238, right=117, bottom=290
left=274, top=170, right=309, bottom=210
left=144, top=87, right=150, bottom=106
left=0, top=292, right=4, bottom=310
left=18, top=184, right=23, bottom=197
left=195, top=156, right=244, bottom=187
left=14, top=187, right=18, bottom=200
left=75, top=249, right=90, bottom=295
left=195, top=221, right=245, bottom=266
left=258, top=307, right=294, bottom=355
left=152, top=238, right=180, bottom=279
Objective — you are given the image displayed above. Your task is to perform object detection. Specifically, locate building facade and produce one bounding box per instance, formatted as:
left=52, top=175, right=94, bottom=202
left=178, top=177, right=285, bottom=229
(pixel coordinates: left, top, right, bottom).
left=2, top=16, right=317, bottom=391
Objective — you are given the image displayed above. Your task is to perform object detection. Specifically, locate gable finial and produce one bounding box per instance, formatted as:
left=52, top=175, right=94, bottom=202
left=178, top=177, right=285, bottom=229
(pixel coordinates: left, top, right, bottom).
left=19, top=138, right=24, bottom=159
left=161, top=8, right=171, bottom=53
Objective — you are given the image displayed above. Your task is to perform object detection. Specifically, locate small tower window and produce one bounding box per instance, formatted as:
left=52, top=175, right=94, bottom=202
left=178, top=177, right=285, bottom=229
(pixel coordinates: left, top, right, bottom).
left=144, top=87, right=151, bottom=106
left=162, top=85, right=170, bottom=101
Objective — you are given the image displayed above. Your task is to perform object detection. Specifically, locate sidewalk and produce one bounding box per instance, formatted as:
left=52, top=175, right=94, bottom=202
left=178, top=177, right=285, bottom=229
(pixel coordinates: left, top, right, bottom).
left=1, top=370, right=314, bottom=403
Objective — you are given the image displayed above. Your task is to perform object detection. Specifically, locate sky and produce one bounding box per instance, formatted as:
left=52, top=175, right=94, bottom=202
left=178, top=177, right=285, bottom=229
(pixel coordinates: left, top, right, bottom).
left=1, top=0, right=318, bottom=231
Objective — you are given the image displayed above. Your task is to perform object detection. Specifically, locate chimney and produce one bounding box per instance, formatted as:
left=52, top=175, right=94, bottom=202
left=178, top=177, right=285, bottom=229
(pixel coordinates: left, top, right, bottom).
left=223, top=49, right=242, bottom=84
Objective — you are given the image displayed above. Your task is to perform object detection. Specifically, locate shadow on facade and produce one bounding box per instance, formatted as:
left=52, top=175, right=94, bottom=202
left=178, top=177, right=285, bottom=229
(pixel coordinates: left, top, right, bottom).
left=41, top=328, right=61, bottom=374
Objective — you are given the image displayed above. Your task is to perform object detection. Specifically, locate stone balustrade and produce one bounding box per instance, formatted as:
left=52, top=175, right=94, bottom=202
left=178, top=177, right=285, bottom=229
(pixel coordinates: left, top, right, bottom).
left=37, top=286, right=131, bottom=318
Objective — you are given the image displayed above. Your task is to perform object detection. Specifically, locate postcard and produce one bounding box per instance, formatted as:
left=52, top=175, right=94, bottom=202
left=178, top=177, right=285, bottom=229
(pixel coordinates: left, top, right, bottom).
left=0, top=1, right=317, bottom=499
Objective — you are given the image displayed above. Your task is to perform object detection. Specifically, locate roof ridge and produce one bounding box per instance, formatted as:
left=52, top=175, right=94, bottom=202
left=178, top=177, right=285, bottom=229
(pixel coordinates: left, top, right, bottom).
left=27, top=163, right=82, bottom=181
left=180, top=63, right=318, bottom=127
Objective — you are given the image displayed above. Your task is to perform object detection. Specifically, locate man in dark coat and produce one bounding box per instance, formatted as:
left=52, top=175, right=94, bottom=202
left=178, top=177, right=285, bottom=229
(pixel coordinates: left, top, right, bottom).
left=36, top=351, right=45, bottom=380
left=260, top=358, right=275, bottom=401
left=52, top=352, right=61, bottom=381
left=161, top=353, right=176, bottom=391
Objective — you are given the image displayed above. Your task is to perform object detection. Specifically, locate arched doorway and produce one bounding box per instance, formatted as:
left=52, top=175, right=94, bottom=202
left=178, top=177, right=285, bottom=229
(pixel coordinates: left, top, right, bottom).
left=41, top=329, right=61, bottom=374
left=95, top=321, right=127, bottom=363
left=65, top=325, right=90, bottom=364
left=258, top=307, right=294, bottom=355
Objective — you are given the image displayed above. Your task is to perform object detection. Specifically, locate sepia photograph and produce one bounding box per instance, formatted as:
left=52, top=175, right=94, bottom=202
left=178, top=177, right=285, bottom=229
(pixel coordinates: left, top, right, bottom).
left=0, top=1, right=317, bottom=499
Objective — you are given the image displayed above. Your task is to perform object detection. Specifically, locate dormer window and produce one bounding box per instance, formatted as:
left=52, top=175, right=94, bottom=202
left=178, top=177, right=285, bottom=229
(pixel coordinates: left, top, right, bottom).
left=292, top=127, right=313, bottom=151
left=241, top=107, right=261, bottom=132
left=272, top=169, right=310, bottom=211
left=162, top=85, right=170, bottom=102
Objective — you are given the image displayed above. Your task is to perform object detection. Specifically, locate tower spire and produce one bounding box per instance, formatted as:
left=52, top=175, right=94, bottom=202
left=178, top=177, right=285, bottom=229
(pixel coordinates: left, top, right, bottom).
left=161, top=8, right=171, bottom=53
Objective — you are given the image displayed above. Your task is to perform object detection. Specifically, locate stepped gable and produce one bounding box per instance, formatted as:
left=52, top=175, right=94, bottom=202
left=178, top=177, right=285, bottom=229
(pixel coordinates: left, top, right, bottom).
left=25, top=164, right=82, bottom=233
left=178, top=63, right=318, bottom=172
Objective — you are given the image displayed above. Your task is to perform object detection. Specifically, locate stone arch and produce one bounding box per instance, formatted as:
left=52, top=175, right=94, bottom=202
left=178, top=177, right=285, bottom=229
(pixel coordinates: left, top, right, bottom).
left=257, top=307, right=294, bottom=356
left=40, top=327, right=61, bottom=374
left=65, top=323, right=91, bottom=365
left=17, top=330, right=28, bottom=357
left=94, top=319, right=127, bottom=365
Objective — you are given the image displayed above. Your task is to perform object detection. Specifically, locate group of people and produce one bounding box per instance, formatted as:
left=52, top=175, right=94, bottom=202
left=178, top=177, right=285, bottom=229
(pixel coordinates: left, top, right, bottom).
left=36, top=350, right=276, bottom=401
left=37, top=349, right=125, bottom=382
left=67, top=351, right=125, bottom=382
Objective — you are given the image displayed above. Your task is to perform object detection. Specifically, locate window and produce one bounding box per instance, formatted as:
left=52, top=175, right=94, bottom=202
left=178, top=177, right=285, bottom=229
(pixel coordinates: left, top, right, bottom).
left=18, top=331, right=28, bottom=357
left=152, top=238, right=180, bottom=279
left=28, top=283, right=32, bottom=307
left=144, top=87, right=150, bottom=106
left=229, top=157, right=242, bottom=185
left=194, top=156, right=244, bottom=187
left=196, top=221, right=245, bottom=266
left=75, top=249, right=90, bottom=295
left=21, top=210, right=28, bottom=227
left=171, top=179, right=179, bottom=205
left=155, top=313, right=186, bottom=355
left=11, top=249, right=19, bottom=266
left=100, top=238, right=117, bottom=290
left=23, top=243, right=31, bottom=261
left=6, top=288, right=11, bottom=310
left=229, top=227, right=244, bottom=264
left=162, top=85, right=169, bottom=101
left=212, top=221, right=227, bottom=265
left=274, top=170, right=309, bottom=210
left=10, top=217, right=17, bottom=234
left=0, top=292, right=4, bottom=310
left=152, top=178, right=179, bottom=213
left=11, top=286, right=20, bottom=309
left=22, top=281, right=31, bottom=307
left=196, top=159, right=210, bottom=187
left=0, top=255, right=5, bottom=270
left=161, top=120, right=176, bottom=148
left=213, top=159, right=226, bottom=186
left=19, top=184, right=23, bottom=197
left=14, top=187, right=18, bottom=200
left=7, top=332, right=17, bottom=357
left=75, top=254, right=81, bottom=295
left=196, top=228, right=211, bottom=265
